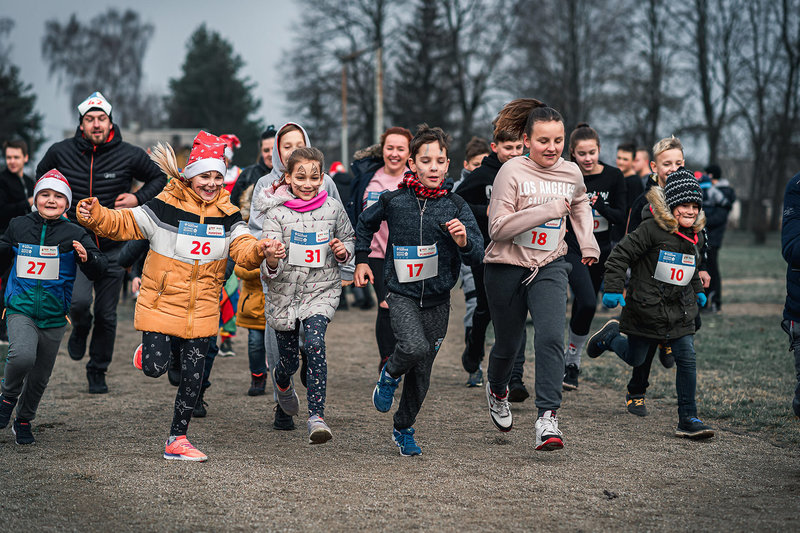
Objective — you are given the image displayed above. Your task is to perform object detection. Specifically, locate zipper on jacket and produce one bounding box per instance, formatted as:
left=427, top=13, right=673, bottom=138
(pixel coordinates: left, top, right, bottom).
left=417, top=197, right=428, bottom=308
left=186, top=203, right=205, bottom=337
left=89, top=148, right=100, bottom=247
left=152, top=272, right=168, bottom=310
left=34, top=222, right=47, bottom=320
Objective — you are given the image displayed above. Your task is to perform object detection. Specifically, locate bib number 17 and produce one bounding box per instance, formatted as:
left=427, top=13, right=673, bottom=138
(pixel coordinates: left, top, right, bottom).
left=406, top=263, right=423, bottom=277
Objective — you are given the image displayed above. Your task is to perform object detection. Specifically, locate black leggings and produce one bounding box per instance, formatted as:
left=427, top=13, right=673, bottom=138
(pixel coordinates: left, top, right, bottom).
left=369, top=257, right=396, bottom=363
left=141, top=332, right=210, bottom=436
left=566, top=245, right=610, bottom=336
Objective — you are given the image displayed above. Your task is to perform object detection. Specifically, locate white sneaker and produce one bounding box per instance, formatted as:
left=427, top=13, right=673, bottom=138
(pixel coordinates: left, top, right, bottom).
left=534, top=410, right=564, bottom=451
left=486, top=382, right=512, bottom=432
left=307, top=415, right=332, bottom=444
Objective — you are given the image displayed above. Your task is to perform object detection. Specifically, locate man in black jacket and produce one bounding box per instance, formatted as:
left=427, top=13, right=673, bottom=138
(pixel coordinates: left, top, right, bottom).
left=0, top=139, right=35, bottom=342
left=35, top=92, right=166, bottom=393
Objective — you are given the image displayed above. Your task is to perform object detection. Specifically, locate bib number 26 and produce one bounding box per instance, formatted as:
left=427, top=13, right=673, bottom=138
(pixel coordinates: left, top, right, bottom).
left=190, top=241, right=212, bottom=256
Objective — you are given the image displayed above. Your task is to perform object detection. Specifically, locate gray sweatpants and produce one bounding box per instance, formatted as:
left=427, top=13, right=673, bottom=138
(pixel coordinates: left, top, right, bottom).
left=2, top=313, right=66, bottom=421
left=486, top=259, right=571, bottom=414
left=384, top=293, right=450, bottom=430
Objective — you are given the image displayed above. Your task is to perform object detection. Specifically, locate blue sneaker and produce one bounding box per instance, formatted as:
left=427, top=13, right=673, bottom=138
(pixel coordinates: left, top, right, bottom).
left=393, top=427, right=422, bottom=456
left=373, top=366, right=401, bottom=412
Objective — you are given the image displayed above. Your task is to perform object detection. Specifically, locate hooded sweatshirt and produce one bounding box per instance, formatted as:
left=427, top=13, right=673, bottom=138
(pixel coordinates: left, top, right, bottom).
left=484, top=156, right=599, bottom=272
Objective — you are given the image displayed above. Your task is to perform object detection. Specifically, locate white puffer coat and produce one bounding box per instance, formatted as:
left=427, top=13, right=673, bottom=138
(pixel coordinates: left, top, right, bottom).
left=256, top=185, right=355, bottom=331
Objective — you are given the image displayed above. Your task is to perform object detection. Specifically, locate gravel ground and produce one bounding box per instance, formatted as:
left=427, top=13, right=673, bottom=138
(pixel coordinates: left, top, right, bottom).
left=1, top=294, right=798, bottom=531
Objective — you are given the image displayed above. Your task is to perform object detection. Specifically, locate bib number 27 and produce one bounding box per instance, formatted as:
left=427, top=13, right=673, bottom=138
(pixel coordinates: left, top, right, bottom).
left=26, top=261, right=46, bottom=275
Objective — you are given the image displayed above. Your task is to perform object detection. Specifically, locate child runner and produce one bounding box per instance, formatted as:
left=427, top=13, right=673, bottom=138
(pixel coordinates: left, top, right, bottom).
left=259, top=147, right=354, bottom=444
left=348, top=127, right=414, bottom=371
left=0, top=170, right=107, bottom=444
left=562, top=123, right=627, bottom=391
left=76, top=131, right=269, bottom=461
left=356, top=125, right=483, bottom=456
left=483, top=99, right=599, bottom=451
left=586, top=168, right=715, bottom=439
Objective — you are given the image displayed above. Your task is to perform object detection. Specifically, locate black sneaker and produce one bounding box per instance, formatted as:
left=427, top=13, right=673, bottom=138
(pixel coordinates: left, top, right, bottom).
left=273, top=404, right=296, bottom=431
left=218, top=338, right=236, bottom=357
left=658, top=344, right=675, bottom=368
left=562, top=364, right=580, bottom=391
left=461, top=340, right=481, bottom=374
left=0, top=395, right=17, bottom=428
left=193, top=386, right=208, bottom=418
left=507, top=380, right=530, bottom=403
left=248, top=373, right=267, bottom=396
left=12, top=418, right=34, bottom=445
left=586, top=319, right=620, bottom=358
left=675, top=417, right=715, bottom=439
left=68, top=329, right=87, bottom=361
left=86, top=370, right=108, bottom=394
left=626, top=393, right=648, bottom=416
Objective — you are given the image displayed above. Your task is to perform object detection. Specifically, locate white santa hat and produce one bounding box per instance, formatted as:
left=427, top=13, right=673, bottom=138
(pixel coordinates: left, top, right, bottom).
left=183, top=131, right=227, bottom=180
left=77, top=91, right=112, bottom=120
left=33, top=169, right=73, bottom=210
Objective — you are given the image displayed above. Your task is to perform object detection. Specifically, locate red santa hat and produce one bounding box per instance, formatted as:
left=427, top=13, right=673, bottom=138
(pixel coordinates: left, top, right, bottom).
left=33, top=169, right=73, bottom=210
left=220, top=134, right=241, bottom=160
left=183, top=131, right=228, bottom=180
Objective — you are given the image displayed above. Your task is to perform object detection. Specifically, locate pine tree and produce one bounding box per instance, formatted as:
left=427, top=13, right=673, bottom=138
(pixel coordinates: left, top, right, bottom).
left=167, top=25, right=262, bottom=164
left=0, top=19, right=43, bottom=152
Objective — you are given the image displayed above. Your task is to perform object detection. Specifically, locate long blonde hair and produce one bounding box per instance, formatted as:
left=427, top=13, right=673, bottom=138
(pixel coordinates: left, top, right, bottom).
left=149, top=142, right=184, bottom=181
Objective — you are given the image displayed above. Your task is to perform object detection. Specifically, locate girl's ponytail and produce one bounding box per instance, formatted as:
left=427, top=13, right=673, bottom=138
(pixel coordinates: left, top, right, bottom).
left=149, top=142, right=184, bottom=182
left=493, top=98, right=546, bottom=140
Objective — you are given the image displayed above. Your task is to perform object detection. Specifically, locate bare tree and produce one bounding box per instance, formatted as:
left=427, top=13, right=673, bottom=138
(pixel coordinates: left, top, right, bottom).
left=41, top=9, right=154, bottom=127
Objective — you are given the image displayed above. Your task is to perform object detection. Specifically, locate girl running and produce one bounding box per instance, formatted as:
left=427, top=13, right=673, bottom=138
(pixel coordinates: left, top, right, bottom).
left=258, top=147, right=355, bottom=444
left=562, top=124, right=627, bottom=391
left=484, top=99, right=599, bottom=451
left=76, top=131, right=269, bottom=462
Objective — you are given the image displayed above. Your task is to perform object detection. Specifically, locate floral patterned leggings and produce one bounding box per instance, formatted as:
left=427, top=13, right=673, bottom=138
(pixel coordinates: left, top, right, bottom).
left=274, top=315, right=329, bottom=418
left=141, top=332, right=210, bottom=436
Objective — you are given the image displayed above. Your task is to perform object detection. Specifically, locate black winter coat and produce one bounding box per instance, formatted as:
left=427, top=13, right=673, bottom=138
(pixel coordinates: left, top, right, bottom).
left=604, top=187, right=706, bottom=340
left=36, top=125, right=166, bottom=250
left=0, top=168, right=34, bottom=235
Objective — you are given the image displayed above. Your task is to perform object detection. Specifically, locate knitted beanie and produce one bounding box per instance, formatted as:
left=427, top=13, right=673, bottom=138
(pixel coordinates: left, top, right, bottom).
left=77, top=92, right=112, bottom=121
left=664, top=167, right=703, bottom=210
left=33, top=169, right=73, bottom=210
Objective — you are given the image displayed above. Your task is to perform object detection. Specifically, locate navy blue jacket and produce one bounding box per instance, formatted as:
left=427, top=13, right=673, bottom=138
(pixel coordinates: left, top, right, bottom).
left=355, top=187, right=483, bottom=307
left=782, top=173, right=800, bottom=320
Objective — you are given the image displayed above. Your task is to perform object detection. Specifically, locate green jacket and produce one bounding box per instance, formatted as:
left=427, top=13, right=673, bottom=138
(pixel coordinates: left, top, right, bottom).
left=604, top=187, right=706, bottom=340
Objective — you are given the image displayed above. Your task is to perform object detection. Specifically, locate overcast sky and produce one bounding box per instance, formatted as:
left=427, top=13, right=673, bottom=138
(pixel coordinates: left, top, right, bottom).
left=4, top=0, right=299, bottom=160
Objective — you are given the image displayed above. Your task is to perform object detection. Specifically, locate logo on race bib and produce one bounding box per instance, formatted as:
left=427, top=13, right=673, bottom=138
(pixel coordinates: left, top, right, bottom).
left=206, top=225, right=224, bottom=237
left=39, top=246, right=58, bottom=257
left=681, top=255, right=695, bottom=266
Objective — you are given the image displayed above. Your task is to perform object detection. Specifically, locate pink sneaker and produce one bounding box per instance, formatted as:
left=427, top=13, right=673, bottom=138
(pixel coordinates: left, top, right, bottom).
left=163, top=435, right=207, bottom=462
left=133, top=344, right=143, bottom=370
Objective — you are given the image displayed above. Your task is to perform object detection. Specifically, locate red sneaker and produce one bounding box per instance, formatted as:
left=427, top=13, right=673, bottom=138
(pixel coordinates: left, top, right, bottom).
left=132, top=344, right=143, bottom=370
left=163, top=435, right=207, bottom=462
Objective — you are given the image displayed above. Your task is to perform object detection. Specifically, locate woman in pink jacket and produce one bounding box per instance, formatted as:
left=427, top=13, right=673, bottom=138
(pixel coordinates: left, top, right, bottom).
left=483, top=99, right=600, bottom=451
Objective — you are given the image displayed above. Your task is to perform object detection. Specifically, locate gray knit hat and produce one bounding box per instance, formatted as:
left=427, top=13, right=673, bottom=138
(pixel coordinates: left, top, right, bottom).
left=664, top=167, right=703, bottom=210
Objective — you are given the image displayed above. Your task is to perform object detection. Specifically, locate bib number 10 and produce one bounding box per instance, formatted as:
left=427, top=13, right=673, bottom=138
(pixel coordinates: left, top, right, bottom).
left=190, top=241, right=212, bottom=256
left=668, top=267, right=684, bottom=282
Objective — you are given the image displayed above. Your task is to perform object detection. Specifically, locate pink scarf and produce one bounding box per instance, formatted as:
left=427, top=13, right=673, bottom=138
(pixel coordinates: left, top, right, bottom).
left=284, top=190, right=328, bottom=212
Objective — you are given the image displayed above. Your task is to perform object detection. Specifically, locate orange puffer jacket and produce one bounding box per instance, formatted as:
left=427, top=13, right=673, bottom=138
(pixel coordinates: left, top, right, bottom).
left=76, top=179, right=263, bottom=339
left=234, top=265, right=265, bottom=330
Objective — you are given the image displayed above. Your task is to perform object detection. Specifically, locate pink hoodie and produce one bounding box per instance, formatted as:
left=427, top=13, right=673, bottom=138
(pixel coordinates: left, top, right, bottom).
left=484, top=156, right=599, bottom=272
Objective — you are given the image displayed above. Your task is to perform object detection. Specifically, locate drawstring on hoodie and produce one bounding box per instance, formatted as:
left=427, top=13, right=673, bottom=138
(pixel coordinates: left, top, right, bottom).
left=522, top=265, right=540, bottom=285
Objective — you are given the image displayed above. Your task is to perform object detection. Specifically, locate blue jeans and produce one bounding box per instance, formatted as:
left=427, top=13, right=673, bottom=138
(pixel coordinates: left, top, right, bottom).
left=610, top=333, right=698, bottom=419
left=247, top=328, right=267, bottom=375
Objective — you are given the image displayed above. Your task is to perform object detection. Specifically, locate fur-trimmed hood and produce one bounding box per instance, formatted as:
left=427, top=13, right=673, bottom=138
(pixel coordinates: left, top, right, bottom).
left=353, top=143, right=382, bottom=162
left=646, top=186, right=706, bottom=234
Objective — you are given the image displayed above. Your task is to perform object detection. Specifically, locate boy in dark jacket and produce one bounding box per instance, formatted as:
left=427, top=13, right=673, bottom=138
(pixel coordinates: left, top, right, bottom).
left=780, top=171, right=800, bottom=418
left=354, top=125, right=483, bottom=456
left=586, top=169, right=714, bottom=439
left=0, top=170, right=107, bottom=444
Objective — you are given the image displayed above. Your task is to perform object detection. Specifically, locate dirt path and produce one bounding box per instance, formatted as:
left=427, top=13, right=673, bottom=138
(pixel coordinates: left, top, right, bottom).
left=2, top=294, right=798, bottom=531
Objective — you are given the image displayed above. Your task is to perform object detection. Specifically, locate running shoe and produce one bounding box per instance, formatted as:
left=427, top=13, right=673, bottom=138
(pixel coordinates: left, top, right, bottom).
left=562, top=363, right=580, bottom=391
left=307, top=415, right=332, bottom=444
left=393, top=427, right=422, bottom=456
left=486, top=382, right=512, bottom=432
left=534, top=410, right=564, bottom=451
left=218, top=338, right=236, bottom=357
left=163, top=435, right=207, bottom=461
left=466, top=367, right=484, bottom=388
left=12, top=418, right=35, bottom=445
left=273, top=404, right=296, bottom=431
left=626, top=393, right=648, bottom=416
left=586, top=319, right=620, bottom=358
left=675, top=417, right=715, bottom=439
left=0, top=395, right=17, bottom=429
left=273, top=368, right=300, bottom=416
left=373, top=366, right=401, bottom=412
left=508, top=380, right=530, bottom=403
left=132, top=344, right=143, bottom=370
left=658, top=343, right=675, bottom=368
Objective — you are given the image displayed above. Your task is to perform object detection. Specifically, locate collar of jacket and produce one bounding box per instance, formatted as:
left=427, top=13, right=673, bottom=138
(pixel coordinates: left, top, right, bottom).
left=72, top=124, right=122, bottom=154
left=166, top=178, right=239, bottom=216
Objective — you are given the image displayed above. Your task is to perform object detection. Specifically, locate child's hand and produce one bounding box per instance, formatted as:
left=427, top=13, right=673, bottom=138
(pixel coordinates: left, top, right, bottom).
left=581, top=257, right=597, bottom=266
left=264, top=240, right=285, bottom=269
left=562, top=198, right=572, bottom=214
left=256, top=238, right=272, bottom=257
left=329, top=238, right=348, bottom=260
left=131, top=276, right=142, bottom=295
left=444, top=219, right=467, bottom=248
left=354, top=263, right=374, bottom=288
left=699, top=270, right=711, bottom=288
left=72, top=240, right=88, bottom=262
left=77, top=198, right=98, bottom=221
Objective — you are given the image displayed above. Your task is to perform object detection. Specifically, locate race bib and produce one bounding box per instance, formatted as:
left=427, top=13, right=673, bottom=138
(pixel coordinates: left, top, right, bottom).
left=363, top=190, right=385, bottom=210
left=393, top=244, right=438, bottom=283
left=175, top=221, right=227, bottom=260
left=16, top=244, right=60, bottom=280
left=513, top=219, right=562, bottom=251
left=288, top=229, right=330, bottom=267
left=592, top=208, right=608, bottom=232
left=653, top=250, right=696, bottom=286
